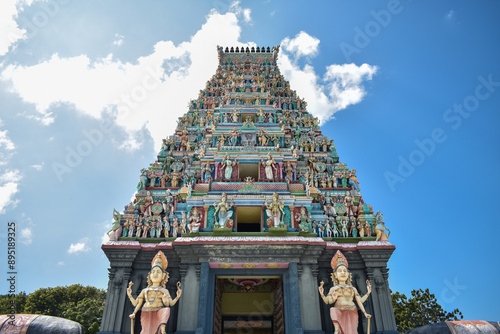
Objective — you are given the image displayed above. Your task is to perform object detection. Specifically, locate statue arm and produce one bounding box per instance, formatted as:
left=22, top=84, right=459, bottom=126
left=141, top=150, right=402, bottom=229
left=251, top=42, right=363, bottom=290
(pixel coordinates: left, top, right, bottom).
left=360, top=280, right=372, bottom=303
left=354, top=289, right=371, bottom=318
left=130, top=290, right=144, bottom=318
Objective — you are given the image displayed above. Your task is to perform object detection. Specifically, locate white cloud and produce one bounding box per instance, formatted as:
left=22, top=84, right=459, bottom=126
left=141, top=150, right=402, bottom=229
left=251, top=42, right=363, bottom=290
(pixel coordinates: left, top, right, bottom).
left=0, top=6, right=376, bottom=152
left=229, top=1, right=252, bottom=24
left=57, top=261, right=64, bottom=266
left=21, top=227, right=32, bottom=244
left=113, top=33, right=124, bottom=47
left=0, top=0, right=44, bottom=56
left=31, top=162, right=44, bottom=170
left=281, top=31, right=320, bottom=59
left=68, top=238, right=90, bottom=254
left=0, top=170, right=22, bottom=214
left=279, top=32, right=377, bottom=123
left=242, top=9, right=252, bottom=24
left=1, top=7, right=253, bottom=152
left=0, top=122, right=22, bottom=215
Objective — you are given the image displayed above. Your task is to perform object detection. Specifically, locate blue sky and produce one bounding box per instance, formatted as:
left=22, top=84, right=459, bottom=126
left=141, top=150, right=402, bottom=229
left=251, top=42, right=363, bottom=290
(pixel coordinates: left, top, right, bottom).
left=1, top=0, right=499, bottom=322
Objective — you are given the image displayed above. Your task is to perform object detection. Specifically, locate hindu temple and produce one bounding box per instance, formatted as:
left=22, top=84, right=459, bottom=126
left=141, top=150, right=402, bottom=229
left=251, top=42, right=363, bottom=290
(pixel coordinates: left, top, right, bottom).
left=99, top=46, right=398, bottom=334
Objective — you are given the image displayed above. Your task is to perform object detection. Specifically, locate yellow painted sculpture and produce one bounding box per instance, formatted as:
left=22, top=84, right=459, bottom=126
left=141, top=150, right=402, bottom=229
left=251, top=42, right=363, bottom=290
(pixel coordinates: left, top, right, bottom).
left=127, top=251, right=182, bottom=334
left=265, top=192, right=285, bottom=227
left=319, top=250, right=371, bottom=334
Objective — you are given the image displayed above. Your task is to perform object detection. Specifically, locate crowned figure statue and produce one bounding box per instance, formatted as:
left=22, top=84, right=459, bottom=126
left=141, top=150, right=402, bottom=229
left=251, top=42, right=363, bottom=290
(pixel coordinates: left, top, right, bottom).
left=127, top=251, right=182, bottom=334
left=318, top=250, right=371, bottom=334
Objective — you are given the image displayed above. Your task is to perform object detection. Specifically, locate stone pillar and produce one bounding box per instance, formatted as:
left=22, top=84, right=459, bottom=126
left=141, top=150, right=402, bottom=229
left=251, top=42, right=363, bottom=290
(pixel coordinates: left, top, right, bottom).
left=99, top=248, right=139, bottom=334
left=299, top=264, right=322, bottom=333
left=203, top=205, right=209, bottom=229
left=284, top=263, right=304, bottom=334
left=195, top=262, right=212, bottom=334
left=177, top=265, right=200, bottom=333
left=359, top=249, right=398, bottom=334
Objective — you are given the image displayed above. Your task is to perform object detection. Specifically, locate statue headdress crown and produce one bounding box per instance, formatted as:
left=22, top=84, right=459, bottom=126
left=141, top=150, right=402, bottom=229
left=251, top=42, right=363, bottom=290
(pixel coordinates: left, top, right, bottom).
left=331, top=250, right=348, bottom=270
left=151, top=251, right=168, bottom=272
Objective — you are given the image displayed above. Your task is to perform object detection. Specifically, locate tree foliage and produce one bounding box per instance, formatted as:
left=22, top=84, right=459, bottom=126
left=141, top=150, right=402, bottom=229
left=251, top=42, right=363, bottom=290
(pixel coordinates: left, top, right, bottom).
left=392, top=289, right=463, bottom=333
left=0, top=284, right=106, bottom=334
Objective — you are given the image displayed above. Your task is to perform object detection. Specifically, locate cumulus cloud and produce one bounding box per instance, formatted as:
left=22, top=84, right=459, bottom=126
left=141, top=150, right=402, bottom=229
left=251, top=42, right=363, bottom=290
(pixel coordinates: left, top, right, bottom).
left=0, top=0, right=46, bottom=56
left=281, top=31, right=320, bottom=59
left=0, top=5, right=376, bottom=152
left=0, top=170, right=22, bottom=214
left=279, top=31, right=377, bottom=123
left=1, top=8, right=254, bottom=152
left=0, top=122, right=22, bottom=215
left=68, top=238, right=90, bottom=254
left=21, top=227, right=32, bottom=244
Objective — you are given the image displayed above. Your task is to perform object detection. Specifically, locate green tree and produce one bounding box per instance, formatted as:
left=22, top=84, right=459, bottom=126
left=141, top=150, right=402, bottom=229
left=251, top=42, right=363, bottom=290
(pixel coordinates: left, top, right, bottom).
left=392, top=289, right=463, bottom=333
left=1, top=284, right=106, bottom=334
left=0, top=291, right=27, bottom=314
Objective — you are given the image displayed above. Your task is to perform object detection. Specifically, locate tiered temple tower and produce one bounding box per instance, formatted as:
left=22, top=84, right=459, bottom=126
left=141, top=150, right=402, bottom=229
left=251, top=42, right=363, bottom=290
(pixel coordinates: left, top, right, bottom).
left=100, top=46, right=397, bottom=334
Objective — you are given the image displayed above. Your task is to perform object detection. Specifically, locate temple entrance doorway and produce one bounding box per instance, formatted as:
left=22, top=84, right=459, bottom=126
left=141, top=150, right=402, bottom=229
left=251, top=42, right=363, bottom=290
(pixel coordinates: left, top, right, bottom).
left=236, top=207, right=261, bottom=232
left=213, top=276, right=284, bottom=334
left=239, top=163, right=259, bottom=181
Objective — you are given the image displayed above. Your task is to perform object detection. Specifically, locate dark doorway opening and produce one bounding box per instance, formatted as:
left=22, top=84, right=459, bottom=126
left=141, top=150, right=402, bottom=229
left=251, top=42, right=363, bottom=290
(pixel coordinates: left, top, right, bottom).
left=236, top=207, right=261, bottom=232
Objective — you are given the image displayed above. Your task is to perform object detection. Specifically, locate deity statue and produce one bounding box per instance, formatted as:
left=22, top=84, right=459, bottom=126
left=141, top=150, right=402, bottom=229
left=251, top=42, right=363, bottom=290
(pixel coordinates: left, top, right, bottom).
left=139, top=192, right=153, bottom=217
left=229, top=128, right=238, bottom=146
left=162, top=190, right=175, bottom=216
left=262, top=153, right=277, bottom=181
left=323, top=191, right=337, bottom=217
left=188, top=207, right=202, bottom=233
left=221, top=154, right=237, bottom=181
left=296, top=207, right=311, bottom=232
left=257, top=108, right=265, bottom=123
left=374, top=211, right=391, bottom=241
left=137, top=168, right=148, bottom=192
left=231, top=108, right=239, bottom=122
left=202, top=163, right=213, bottom=183
left=107, top=209, right=122, bottom=241
left=265, top=192, right=285, bottom=228
left=171, top=215, right=179, bottom=237
left=127, top=251, right=182, bottom=334
left=348, top=169, right=360, bottom=194
left=213, top=193, right=234, bottom=228
left=318, top=251, right=371, bottom=334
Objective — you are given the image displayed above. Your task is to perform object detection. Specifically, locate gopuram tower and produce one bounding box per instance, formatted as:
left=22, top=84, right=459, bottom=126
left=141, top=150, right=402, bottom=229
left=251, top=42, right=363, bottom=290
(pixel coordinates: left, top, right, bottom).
left=100, top=46, right=398, bottom=334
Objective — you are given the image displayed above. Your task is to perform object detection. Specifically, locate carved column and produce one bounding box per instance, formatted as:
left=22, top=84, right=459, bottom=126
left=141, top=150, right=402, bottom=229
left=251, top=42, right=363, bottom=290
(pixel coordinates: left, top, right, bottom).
left=284, top=262, right=304, bottom=334
left=177, top=264, right=200, bottom=332
left=195, top=262, right=211, bottom=334
left=299, top=264, right=322, bottom=332
left=203, top=205, right=209, bottom=229
left=359, top=249, right=398, bottom=334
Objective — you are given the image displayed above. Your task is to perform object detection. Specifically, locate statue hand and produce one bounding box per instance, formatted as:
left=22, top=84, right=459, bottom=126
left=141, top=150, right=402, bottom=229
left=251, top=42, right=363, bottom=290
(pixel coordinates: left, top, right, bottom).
left=129, top=313, right=135, bottom=319
left=177, top=289, right=182, bottom=297
left=366, top=279, right=372, bottom=293
left=365, top=314, right=371, bottom=319
left=127, top=281, right=133, bottom=296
